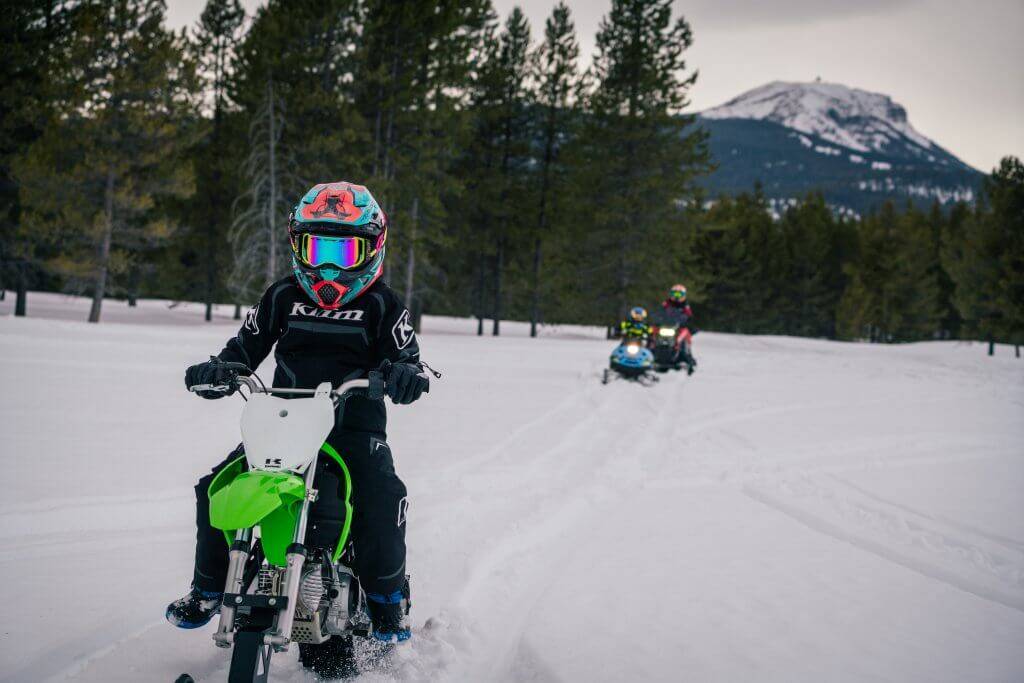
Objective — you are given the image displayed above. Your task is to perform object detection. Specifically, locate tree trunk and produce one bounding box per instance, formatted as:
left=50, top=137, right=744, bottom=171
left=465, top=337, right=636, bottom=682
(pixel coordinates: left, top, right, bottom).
left=89, top=170, right=116, bottom=324
left=492, top=243, right=503, bottom=336
left=266, top=76, right=278, bottom=287
left=404, top=197, right=418, bottom=311
left=372, top=80, right=384, bottom=177
left=15, top=271, right=27, bottom=317
left=532, top=100, right=559, bottom=340
left=207, top=51, right=228, bottom=324
left=127, top=266, right=138, bottom=307
left=988, top=336, right=995, bottom=356
left=234, top=303, right=241, bottom=320
left=474, top=258, right=485, bottom=336
left=412, top=296, right=423, bottom=332
left=617, top=253, right=629, bottom=323
left=1015, top=344, right=1020, bottom=358
left=529, top=236, right=541, bottom=338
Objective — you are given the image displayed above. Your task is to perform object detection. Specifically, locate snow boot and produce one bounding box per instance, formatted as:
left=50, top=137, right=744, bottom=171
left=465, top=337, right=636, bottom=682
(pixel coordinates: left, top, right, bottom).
left=366, top=590, right=411, bottom=644
left=166, top=586, right=222, bottom=629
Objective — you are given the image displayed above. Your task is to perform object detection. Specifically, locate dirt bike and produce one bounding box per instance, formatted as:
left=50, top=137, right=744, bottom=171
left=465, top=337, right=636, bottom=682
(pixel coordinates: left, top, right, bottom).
left=184, top=362, right=405, bottom=682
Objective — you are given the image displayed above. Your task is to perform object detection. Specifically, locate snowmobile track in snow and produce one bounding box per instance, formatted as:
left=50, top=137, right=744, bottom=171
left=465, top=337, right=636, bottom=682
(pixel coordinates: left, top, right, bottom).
left=743, top=473, right=1024, bottom=613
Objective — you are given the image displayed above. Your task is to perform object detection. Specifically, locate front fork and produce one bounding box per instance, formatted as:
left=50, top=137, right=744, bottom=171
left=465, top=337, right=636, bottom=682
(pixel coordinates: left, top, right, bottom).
left=213, top=527, right=253, bottom=648
left=212, top=453, right=321, bottom=652
left=266, top=452, right=319, bottom=650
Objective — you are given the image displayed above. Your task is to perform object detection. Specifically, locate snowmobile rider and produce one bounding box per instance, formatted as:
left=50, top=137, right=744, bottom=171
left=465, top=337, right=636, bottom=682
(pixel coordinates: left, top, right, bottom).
left=661, top=284, right=698, bottom=367
left=620, top=306, right=652, bottom=344
left=167, top=182, right=428, bottom=646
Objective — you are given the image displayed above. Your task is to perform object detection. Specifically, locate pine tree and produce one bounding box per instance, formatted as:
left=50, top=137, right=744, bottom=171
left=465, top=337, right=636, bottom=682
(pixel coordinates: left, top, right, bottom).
left=14, top=0, right=194, bottom=322
left=838, top=202, right=941, bottom=341
left=486, top=8, right=533, bottom=335
left=893, top=204, right=943, bottom=339
left=989, top=157, right=1024, bottom=346
left=928, top=200, right=961, bottom=338
left=684, top=189, right=777, bottom=333
left=188, top=0, right=245, bottom=320
left=946, top=156, right=1024, bottom=345
left=355, top=0, right=492, bottom=326
left=528, top=1, right=580, bottom=337
left=229, top=74, right=294, bottom=302
left=228, top=0, right=365, bottom=303
left=0, top=0, right=77, bottom=315
left=459, top=4, right=537, bottom=335
left=777, top=193, right=851, bottom=338
left=455, top=3, right=500, bottom=334
left=838, top=206, right=889, bottom=341
left=565, top=0, right=709, bottom=323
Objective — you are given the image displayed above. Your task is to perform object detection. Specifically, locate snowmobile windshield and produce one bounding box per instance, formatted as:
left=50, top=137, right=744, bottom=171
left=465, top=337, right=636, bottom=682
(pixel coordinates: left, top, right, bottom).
left=294, top=233, right=374, bottom=270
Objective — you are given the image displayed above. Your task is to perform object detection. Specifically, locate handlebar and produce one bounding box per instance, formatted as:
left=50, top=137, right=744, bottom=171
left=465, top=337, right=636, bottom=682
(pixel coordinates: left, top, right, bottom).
left=190, top=372, right=385, bottom=403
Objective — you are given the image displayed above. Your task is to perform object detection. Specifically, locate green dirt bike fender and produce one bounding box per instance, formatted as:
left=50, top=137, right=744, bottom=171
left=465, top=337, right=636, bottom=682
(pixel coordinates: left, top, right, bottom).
left=207, top=445, right=353, bottom=567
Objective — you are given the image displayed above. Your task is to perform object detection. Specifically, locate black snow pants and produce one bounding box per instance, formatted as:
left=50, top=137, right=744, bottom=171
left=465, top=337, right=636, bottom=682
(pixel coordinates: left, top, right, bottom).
left=191, top=429, right=408, bottom=600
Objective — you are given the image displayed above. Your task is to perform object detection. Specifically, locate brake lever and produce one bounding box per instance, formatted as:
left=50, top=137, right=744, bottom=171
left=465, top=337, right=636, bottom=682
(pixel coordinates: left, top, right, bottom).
left=189, top=384, right=231, bottom=393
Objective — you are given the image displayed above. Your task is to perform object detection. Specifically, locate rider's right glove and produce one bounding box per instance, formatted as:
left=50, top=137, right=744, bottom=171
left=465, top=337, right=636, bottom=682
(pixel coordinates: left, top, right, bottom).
left=385, top=362, right=429, bottom=405
left=185, top=359, right=236, bottom=400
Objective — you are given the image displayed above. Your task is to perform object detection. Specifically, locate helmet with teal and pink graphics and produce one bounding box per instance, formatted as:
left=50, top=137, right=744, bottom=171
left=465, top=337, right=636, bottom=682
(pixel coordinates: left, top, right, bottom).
left=287, top=181, right=388, bottom=309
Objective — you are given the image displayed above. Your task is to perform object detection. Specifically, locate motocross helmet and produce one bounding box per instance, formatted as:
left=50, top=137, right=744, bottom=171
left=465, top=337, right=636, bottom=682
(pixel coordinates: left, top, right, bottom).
left=669, top=284, right=687, bottom=303
left=629, top=306, right=648, bottom=323
left=288, top=182, right=388, bottom=310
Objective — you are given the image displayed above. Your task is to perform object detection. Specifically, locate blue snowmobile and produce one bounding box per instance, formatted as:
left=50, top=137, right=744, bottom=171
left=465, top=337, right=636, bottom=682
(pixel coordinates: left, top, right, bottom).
left=603, top=308, right=658, bottom=385
left=603, top=340, right=656, bottom=384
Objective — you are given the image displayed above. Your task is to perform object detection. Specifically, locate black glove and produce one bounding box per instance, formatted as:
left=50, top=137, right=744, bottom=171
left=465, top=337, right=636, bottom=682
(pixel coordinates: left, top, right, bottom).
left=184, top=359, right=236, bottom=400
left=385, top=362, right=429, bottom=405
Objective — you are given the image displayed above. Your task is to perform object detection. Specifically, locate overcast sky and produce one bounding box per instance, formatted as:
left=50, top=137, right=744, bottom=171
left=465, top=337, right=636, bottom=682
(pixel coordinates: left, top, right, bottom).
left=166, top=0, right=1023, bottom=171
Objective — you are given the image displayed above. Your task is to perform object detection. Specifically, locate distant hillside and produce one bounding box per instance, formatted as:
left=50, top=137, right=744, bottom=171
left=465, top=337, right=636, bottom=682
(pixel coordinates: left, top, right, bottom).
left=697, top=81, right=983, bottom=216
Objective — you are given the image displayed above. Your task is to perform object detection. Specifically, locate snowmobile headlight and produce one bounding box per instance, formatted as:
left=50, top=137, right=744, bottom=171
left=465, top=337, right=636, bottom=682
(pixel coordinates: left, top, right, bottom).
left=659, top=327, right=676, bottom=337
left=625, top=344, right=640, bottom=355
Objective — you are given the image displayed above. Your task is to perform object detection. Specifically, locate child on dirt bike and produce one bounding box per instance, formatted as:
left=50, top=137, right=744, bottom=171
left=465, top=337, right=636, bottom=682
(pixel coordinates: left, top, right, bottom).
left=167, top=182, right=428, bottom=651
left=661, top=284, right=698, bottom=371
left=620, top=306, right=652, bottom=344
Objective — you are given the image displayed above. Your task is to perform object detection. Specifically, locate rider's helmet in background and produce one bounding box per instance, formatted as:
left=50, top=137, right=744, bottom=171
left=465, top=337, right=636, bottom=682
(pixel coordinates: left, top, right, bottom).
left=669, top=284, right=687, bottom=303
left=288, top=182, right=388, bottom=310
left=629, top=306, right=648, bottom=323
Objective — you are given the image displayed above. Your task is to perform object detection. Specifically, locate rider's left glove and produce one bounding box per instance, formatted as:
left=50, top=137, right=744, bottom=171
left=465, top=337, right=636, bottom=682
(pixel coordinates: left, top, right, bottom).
left=385, top=362, right=429, bottom=405
left=185, top=359, right=236, bottom=399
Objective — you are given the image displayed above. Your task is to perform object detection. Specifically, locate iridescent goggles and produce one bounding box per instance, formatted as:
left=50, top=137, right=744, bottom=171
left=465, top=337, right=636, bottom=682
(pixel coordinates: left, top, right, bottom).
left=293, top=233, right=375, bottom=270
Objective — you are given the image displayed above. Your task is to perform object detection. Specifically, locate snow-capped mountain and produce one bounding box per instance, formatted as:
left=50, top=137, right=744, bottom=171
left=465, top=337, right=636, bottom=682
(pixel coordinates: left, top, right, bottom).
left=698, top=81, right=982, bottom=215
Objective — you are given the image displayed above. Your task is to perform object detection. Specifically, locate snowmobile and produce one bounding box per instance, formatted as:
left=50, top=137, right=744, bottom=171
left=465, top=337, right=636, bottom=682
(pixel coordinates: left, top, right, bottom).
left=184, top=362, right=407, bottom=682
left=652, top=312, right=696, bottom=375
left=602, top=340, right=657, bottom=385
left=650, top=322, right=683, bottom=373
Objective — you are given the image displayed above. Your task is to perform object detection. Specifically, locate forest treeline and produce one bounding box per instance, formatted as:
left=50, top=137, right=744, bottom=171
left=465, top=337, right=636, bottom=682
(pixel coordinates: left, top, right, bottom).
left=1, top=0, right=1021, bottom=345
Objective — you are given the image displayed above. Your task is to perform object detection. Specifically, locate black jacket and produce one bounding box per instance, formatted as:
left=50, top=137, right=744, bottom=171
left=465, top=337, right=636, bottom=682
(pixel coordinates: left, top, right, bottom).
left=217, top=276, right=420, bottom=434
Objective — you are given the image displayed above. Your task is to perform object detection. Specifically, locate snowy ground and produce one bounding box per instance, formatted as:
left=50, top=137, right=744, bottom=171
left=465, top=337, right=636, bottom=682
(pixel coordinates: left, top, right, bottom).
left=1, top=291, right=1023, bottom=683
